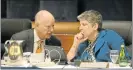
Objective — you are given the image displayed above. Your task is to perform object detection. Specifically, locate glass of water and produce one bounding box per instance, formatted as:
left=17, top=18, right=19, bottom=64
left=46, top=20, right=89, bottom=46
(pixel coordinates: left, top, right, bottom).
left=23, top=52, right=31, bottom=63
left=110, top=50, right=119, bottom=64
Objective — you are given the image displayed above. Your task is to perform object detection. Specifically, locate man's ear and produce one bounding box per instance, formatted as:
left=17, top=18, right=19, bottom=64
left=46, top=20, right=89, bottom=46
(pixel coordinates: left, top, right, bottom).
left=93, top=23, right=98, bottom=30
left=34, top=23, right=39, bottom=27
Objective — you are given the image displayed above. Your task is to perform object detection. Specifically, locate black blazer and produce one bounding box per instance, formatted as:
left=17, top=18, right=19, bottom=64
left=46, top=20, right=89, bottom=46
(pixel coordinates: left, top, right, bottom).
left=11, top=29, right=61, bottom=52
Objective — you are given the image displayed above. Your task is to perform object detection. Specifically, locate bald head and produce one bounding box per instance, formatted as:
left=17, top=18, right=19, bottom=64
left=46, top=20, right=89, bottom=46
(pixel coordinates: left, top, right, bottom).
left=35, top=10, right=55, bottom=25
left=34, top=10, right=55, bottom=39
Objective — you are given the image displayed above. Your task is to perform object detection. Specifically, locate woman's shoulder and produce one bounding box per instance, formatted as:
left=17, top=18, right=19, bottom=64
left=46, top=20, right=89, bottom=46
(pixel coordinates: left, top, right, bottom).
left=100, top=29, right=120, bottom=36
left=99, top=29, right=123, bottom=41
left=101, top=29, right=118, bottom=34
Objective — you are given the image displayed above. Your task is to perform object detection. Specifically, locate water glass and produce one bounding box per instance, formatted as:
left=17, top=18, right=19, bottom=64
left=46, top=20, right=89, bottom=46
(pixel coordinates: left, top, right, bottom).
left=110, top=50, right=119, bottom=64
left=74, top=59, right=81, bottom=66
left=23, top=52, right=31, bottom=63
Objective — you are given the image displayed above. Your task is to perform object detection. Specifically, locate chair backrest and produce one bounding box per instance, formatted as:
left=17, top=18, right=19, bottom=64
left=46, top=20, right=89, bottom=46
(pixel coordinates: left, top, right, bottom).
left=1, top=19, right=32, bottom=43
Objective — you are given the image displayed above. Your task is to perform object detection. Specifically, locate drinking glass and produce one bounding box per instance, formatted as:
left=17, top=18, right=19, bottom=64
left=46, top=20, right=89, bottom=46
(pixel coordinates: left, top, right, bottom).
left=23, top=52, right=31, bottom=63
left=110, top=50, right=119, bottom=64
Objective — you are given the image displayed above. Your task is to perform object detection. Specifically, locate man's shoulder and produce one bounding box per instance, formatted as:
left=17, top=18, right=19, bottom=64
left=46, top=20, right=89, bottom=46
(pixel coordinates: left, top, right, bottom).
left=11, top=29, right=33, bottom=40
left=16, top=29, right=32, bottom=34
left=46, top=35, right=61, bottom=46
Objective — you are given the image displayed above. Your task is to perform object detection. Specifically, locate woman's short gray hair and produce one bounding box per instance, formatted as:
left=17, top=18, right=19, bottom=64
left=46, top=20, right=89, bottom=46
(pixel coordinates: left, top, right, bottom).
left=77, top=10, right=102, bottom=30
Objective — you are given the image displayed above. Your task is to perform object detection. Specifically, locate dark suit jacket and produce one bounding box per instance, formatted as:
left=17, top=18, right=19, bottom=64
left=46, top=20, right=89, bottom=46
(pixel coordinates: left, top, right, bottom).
left=11, top=29, right=61, bottom=53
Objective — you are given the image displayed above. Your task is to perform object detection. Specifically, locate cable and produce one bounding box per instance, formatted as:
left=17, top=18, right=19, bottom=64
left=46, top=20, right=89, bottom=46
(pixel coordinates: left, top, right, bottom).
left=50, top=49, right=61, bottom=64
left=44, top=48, right=51, bottom=61
left=50, top=48, right=61, bottom=65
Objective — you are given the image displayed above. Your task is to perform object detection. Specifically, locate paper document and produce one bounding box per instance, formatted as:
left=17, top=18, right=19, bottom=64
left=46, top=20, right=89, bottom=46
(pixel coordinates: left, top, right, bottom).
left=37, top=65, right=65, bottom=69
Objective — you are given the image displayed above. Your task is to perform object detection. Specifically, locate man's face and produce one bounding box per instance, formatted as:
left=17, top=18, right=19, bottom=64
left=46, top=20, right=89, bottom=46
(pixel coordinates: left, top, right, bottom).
left=79, top=20, right=95, bottom=38
left=37, top=20, right=54, bottom=39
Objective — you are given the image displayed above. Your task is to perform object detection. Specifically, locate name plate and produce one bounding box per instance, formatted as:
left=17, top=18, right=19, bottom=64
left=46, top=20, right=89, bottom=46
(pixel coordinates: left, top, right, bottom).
left=80, top=62, right=109, bottom=68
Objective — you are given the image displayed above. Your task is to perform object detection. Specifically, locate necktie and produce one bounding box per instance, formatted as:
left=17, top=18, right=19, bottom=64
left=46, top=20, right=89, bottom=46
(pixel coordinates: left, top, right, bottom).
left=36, top=40, right=43, bottom=53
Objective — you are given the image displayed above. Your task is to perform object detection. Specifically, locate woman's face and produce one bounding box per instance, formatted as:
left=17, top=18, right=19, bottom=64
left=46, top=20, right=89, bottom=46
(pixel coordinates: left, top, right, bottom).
left=79, top=20, right=97, bottom=39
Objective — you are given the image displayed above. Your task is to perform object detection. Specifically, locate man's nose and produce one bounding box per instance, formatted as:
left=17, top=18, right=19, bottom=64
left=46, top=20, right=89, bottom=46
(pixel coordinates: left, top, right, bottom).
left=50, top=27, right=54, bottom=32
left=79, top=25, right=82, bottom=30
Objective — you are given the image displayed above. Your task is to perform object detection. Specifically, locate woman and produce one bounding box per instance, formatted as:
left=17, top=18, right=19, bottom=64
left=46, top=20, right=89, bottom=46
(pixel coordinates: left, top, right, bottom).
left=67, top=10, right=130, bottom=62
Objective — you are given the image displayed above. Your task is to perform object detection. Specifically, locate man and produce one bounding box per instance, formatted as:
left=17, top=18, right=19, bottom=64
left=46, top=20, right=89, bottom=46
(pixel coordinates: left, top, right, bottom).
left=10, top=10, right=61, bottom=53
left=67, top=10, right=130, bottom=62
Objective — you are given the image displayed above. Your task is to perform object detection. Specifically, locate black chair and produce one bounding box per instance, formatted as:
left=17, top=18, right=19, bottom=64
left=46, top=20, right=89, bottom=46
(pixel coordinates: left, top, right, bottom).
left=1, top=19, right=32, bottom=58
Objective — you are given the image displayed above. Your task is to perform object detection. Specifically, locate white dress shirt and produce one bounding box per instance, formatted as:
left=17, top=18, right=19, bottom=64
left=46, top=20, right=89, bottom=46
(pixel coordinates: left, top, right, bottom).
left=33, top=29, right=45, bottom=53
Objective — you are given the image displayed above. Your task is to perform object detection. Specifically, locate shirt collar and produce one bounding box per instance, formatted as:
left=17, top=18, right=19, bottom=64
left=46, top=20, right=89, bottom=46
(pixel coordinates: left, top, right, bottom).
left=34, top=29, right=41, bottom=43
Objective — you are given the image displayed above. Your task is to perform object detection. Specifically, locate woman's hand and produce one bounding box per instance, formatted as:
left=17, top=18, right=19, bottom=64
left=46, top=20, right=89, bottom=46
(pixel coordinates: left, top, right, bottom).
left=73, top=32, right=88, bottom=48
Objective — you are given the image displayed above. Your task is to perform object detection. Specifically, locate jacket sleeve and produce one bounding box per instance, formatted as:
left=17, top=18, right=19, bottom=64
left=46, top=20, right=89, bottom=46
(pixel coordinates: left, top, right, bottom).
left=74, top=41, right=88, bottom=60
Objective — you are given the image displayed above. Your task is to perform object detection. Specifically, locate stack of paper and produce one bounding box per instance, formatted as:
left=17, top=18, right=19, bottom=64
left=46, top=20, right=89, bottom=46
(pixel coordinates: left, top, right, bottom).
left=31, top=61, right=55, bottom=67
left=37, top=65, right=65, bottom=69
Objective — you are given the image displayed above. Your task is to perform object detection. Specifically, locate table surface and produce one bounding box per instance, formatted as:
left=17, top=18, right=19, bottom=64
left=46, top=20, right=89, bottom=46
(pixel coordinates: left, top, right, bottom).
left=1, top=62, right=132, bottom=70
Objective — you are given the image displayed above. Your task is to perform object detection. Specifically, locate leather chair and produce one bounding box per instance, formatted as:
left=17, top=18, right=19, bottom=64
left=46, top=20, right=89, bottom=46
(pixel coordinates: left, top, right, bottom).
left=1, top=19, right=32, bottom=58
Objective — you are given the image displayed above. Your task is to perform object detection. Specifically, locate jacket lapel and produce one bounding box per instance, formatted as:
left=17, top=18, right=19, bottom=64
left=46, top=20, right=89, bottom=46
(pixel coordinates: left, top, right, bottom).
left=94, top=30, right=107, bottom=54
left=94, top=38, right=105, bottom=54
